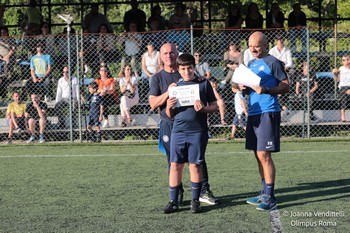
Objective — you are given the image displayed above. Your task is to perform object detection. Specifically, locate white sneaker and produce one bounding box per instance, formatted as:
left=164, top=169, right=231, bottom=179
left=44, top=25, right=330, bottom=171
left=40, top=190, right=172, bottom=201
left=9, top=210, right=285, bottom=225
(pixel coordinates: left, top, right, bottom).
left=27, top=136, right=35, bottom=143
left=102, top=119, right=109, bottom=128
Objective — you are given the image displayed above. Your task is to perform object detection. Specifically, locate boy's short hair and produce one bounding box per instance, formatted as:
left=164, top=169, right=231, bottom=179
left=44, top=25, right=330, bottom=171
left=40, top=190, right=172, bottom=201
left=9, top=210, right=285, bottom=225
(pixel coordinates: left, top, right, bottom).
left=177, top=53, right=195, bottom=67
left=88, top=82, right=99, bottom=90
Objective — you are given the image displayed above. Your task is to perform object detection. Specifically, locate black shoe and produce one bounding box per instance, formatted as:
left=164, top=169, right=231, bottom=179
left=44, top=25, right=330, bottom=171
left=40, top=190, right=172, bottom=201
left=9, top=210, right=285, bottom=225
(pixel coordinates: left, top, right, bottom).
left=190, top=200, right=202, bottom=213
left=177, top=191, right=184, bottom=206
left=163, top=200, right=178, bottom=214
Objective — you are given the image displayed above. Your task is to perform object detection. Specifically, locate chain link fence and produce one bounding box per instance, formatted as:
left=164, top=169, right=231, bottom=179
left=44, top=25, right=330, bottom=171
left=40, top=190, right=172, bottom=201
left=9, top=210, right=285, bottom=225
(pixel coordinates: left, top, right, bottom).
left=1, top=26, right=349, bottom=143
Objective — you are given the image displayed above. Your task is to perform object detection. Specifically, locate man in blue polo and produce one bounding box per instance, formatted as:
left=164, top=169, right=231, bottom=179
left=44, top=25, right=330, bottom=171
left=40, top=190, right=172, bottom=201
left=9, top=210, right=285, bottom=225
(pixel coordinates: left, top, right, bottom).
left=149, top=43, right=219, bottom=208
left=245, top=31, right=290, bottom=210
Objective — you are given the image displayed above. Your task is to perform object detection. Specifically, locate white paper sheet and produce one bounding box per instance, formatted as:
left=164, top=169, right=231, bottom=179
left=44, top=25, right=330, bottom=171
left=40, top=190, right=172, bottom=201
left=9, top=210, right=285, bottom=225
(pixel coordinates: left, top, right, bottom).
left=168, top=84, right=200, bottom=107
left=231, top=64, right=261, bottom=87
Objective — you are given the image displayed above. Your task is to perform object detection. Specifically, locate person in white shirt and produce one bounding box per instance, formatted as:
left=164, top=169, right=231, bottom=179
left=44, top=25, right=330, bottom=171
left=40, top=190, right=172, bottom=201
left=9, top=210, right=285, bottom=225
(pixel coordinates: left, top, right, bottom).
left=141, top=42, right=160, bottom=86
left=54, top=66, right=79, bottom=129
left=243, top=48, right=254, bottom=66
left=333, top=55, right=350, bottom=122
left=268, top=34, right=294, bottom=74
left=269, top=34, right=294, bottom=114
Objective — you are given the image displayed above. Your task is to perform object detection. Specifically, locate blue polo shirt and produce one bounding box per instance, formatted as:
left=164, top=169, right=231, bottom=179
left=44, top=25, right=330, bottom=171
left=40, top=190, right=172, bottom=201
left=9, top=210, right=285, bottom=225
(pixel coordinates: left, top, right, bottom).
left=247, top=55, right=288, bottom=116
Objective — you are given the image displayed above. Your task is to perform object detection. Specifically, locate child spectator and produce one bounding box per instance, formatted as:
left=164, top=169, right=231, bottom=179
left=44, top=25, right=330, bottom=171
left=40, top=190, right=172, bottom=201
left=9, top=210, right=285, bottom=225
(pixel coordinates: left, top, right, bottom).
left=6, top=92, right=26, bottom=144
left=86, top=82, right=104, bottom=142
left=227, top=84, right=247, bottom=140
left=25, top=93, right=47, bottom=143
left=163, top=53, right=218, bottom=214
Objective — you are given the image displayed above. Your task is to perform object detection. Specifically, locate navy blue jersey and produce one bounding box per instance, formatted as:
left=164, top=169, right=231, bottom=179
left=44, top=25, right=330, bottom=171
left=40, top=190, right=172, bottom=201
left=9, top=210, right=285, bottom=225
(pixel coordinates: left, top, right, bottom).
left=88, top=93, right=103, bottom=116
left=172, top=78, right=216, bottom=133
left=247, top=54, right=288, bottom=116
left=149, top=69, right=182, bottom=121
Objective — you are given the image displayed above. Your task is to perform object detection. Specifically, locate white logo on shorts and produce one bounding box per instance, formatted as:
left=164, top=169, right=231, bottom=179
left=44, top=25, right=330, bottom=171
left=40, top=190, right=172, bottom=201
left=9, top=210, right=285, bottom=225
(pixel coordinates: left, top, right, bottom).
left=162, top=135, right=169, bottom=143
left=266, top=141, right=273, bottom=149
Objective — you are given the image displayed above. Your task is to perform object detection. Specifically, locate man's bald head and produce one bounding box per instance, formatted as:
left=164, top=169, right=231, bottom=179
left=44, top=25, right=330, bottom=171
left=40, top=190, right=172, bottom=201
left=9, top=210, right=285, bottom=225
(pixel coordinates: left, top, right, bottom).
left=160, top=43, right=178, bottom=71
left=248, top=31, right=268, bottom=59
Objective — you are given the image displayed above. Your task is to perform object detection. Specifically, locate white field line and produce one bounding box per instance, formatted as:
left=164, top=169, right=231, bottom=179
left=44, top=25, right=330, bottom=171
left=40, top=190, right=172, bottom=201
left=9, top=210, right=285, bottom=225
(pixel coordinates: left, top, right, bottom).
left=0, top=150, right=347, bottom=158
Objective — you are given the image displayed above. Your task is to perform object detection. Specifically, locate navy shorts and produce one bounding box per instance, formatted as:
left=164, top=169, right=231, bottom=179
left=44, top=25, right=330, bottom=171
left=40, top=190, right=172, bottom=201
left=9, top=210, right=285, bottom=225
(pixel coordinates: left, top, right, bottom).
left=170, top=131, right=208, bottom=164
left=88, top=115, right=100, bottom=126
left=245, top=112, right=280, bottom=152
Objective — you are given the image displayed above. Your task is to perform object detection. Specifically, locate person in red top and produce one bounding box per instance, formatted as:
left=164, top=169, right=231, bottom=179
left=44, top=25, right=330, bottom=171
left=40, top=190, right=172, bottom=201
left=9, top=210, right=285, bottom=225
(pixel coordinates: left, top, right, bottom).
left=95, top=65, right=118, bottom=128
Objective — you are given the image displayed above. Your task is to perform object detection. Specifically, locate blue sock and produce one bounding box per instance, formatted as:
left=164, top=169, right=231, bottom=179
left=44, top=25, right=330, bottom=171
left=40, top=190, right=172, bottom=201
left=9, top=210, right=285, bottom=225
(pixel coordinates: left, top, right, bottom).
left=262, top=179, right=266, bottom=194
left=266, top=183, right=275, bottom=199
left=191, top=182, right=202, bottom=201
left=169, top=185, right=179, bottom=203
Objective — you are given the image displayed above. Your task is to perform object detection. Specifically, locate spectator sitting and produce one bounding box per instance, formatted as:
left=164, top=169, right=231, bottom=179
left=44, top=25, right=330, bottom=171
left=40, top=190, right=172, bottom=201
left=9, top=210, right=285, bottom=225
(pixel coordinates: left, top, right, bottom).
left=245, top=3, right=263, bottom=29
left=25, top=93, right=47, bottom=143
left=86, top=82, right=103, bottom=142
left=5, top=92, right=27, bottom=144
left=118, top=64, right=139, bottom=127
left=288, top=3, right=307, bottom=53
left=269, top=34, right=294, bottom=114
left=295, top=61, right=319, bottom=122
left=119, top=21, right=142, bottom=75
left=226, top=84, right=247, bottom=140
left=266, top=3, right=285, bottom=29
left=25, top=42, right=53, bottom=100
left=194, top=50, right=211, bottom=79
left=332, top=55, right=350, bottom=122
left=221, top=42, right=242, bottom=88
left=225, top=3, right=243, bottom=30
left=141, top=42, right=160, bottom=85
left=95, top=65, right=118, bottom=128
left=54, top=66, right=79, bottom=129
left=243, top=47, right=254, bottom=66
left=208, top=77, right=227, bottom=126
left=168, top=2, right=191, bottom=29
left=123, top=0, right=146, bottom=32
left=0, top=26, right=15, bottom=98
left=148, top=5, right=167, bottom=30
left=83, top=3, right=113, bottom=33
left=96, top=24, right=117, bottom=64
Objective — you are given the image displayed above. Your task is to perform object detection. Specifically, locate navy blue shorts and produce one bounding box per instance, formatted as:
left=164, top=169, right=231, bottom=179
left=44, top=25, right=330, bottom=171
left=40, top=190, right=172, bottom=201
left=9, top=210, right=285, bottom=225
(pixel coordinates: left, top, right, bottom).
left=170, top=131, right=208, bottom=164
left=88, top=115, right=100, bottom=126
left=245, top=112, right=280, bottom=152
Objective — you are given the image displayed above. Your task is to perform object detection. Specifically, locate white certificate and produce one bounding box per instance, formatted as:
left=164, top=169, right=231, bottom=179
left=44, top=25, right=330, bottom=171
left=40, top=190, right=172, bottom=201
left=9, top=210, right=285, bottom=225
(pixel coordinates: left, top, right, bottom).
left=168, top=84, right=200, bottom=107
left=231, top=64, right=261, bottom=87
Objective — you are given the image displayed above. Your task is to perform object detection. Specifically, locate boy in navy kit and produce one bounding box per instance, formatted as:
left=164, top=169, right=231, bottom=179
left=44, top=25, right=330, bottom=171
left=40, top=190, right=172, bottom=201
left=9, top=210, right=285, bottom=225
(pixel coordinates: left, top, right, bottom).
left=163, top=54, right=218, bottom=214
left=87, top=82, right=104, bottom=142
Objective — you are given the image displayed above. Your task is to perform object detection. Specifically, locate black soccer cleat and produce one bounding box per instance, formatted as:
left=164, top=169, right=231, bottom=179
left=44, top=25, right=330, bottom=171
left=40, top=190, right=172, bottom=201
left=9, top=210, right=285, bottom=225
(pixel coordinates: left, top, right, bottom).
left=190, top=200, right=202, bottom=213
left=163, top=200, right=178, bottom=214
